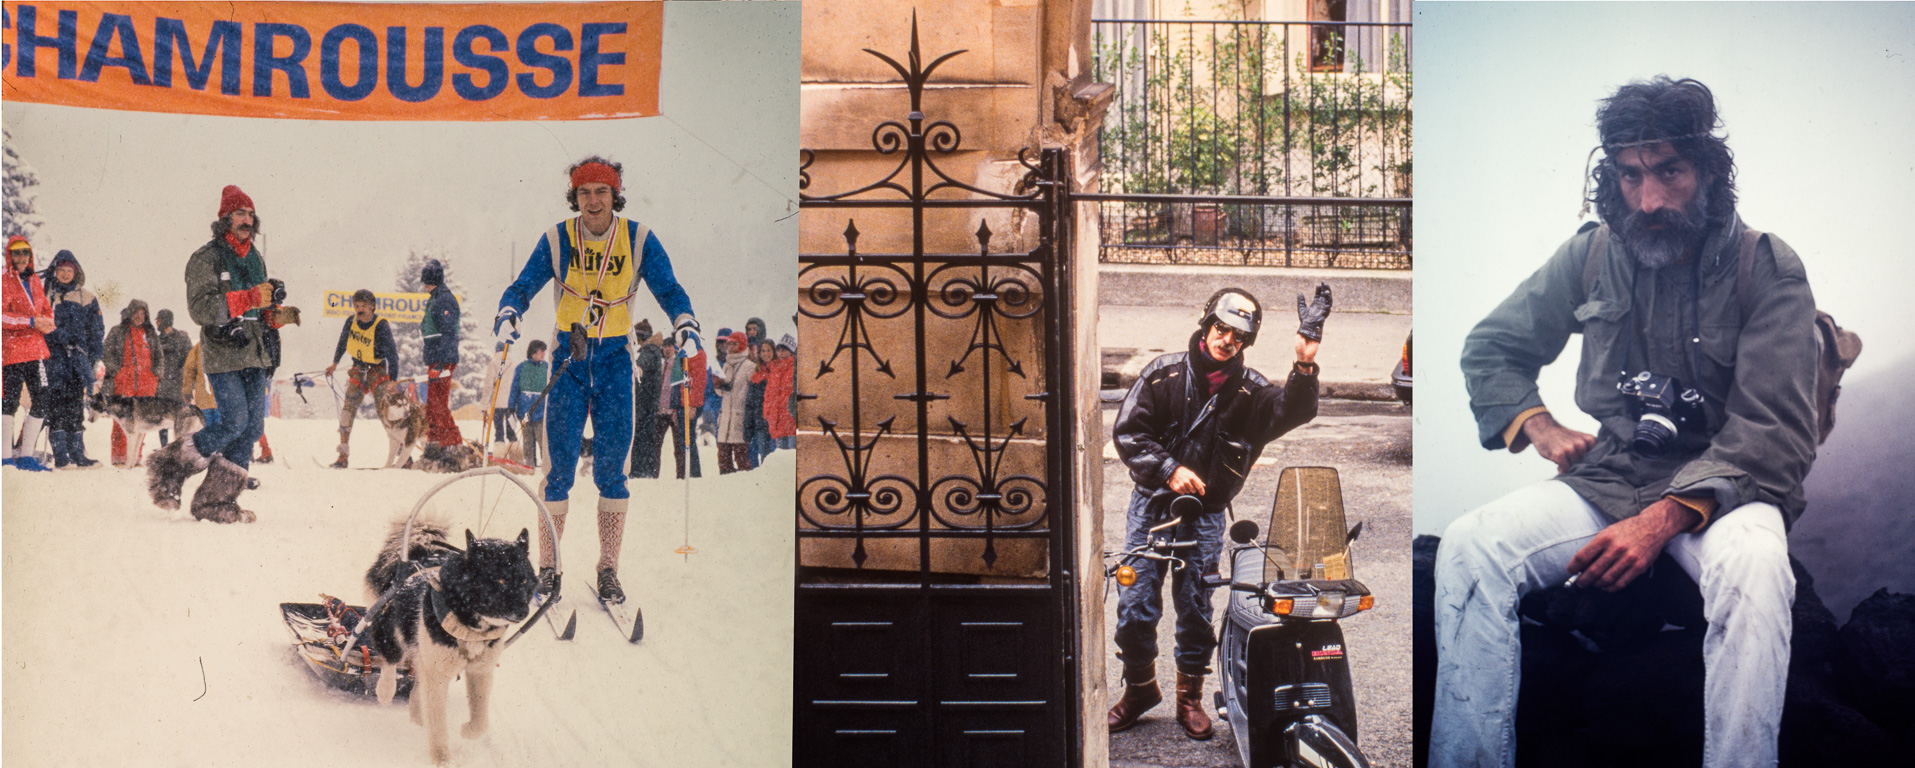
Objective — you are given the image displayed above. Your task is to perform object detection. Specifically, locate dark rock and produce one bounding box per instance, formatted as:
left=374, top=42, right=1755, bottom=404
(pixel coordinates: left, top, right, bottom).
left=1778, top=569, right=1899, bottom=767
left=1780, top=670, right=1896, bottom=768
left=1834, top=589, right=1915, bottom=737
left=1790, top=559, right=1843, bottom=678
left=1413, top=536, right=1903, bottom=767
left=1575, top=628, right=1706, bottom=768
left=1513, top=621, right=1597, bottom=768
left=1413, top=534, right=1437, bottom=768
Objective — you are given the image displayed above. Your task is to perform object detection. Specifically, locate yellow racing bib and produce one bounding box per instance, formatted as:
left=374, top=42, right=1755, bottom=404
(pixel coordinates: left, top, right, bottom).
left=551, top=217, right=643, bottom=338
left=345, top=317, right=387, bottom=365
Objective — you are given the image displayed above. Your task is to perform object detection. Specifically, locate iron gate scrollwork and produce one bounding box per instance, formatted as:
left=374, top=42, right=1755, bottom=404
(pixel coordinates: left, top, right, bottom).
left=794, top=21, right=1080, bottom=768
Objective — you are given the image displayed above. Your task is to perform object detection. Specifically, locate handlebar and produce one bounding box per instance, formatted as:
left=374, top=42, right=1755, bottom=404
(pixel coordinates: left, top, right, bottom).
left=1104, top=494, right=1210, bottom=576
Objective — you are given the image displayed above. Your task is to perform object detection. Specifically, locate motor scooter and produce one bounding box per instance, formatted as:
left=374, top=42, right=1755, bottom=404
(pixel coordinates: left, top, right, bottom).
left=1106, top=466, right=1373, bottom=768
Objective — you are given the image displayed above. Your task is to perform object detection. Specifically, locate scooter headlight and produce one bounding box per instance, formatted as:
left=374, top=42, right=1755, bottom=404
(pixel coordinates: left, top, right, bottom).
left=1266, top=588, right=1374, bottom=618
left=1311, top=591, right=1346, bottom=618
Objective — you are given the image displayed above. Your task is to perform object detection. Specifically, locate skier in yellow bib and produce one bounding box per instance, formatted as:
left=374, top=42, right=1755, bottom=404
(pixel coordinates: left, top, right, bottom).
left=494, top=156, right=701, bottom=606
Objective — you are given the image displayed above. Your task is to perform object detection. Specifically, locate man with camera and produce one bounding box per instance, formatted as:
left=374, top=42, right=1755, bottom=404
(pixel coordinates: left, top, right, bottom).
left=146, top=185, right=299, bottom=522
left=1432, top=77, right=1816, bottom=768
left=1106, top=284, right=1330, bottom=740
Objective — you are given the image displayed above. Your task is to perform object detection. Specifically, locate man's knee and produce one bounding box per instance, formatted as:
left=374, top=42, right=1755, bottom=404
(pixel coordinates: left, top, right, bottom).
left=1699, top=507, right=1794, bottom=601
left=1437, top=507, right=1498, bottom=574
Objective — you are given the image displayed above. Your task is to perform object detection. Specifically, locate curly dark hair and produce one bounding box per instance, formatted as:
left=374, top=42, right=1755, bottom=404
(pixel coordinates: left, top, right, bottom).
left=566, top=155, right=626, bottom=212
left=1587, top=76, right=1737, bottom=227
left=210, top=210, right=264, bottom=239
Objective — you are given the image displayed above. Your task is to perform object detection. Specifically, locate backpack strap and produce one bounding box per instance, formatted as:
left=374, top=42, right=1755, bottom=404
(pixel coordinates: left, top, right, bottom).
left=1582, top=224, right=1609, bottom=302
left=1736, top=227, right=1765, bottom=318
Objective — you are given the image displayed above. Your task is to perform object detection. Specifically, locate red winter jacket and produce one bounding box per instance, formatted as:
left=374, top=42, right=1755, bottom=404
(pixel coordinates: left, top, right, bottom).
left=669, top=350, right=708, bottom=410
left=3, top=267, right=53, bottom=366
left=755, top=355, right=797, bottom=439
left=104, top=299, right=160, bottom=398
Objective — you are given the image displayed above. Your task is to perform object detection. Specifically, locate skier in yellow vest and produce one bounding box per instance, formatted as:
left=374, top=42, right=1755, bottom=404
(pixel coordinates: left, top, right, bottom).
left=325, top=289, right=398, bottom=468
left=494, top=156, right=701, bottom=606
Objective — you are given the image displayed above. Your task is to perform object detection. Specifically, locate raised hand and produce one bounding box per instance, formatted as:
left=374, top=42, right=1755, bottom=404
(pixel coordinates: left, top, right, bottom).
left=1296, top=282, right=1333, bottom=342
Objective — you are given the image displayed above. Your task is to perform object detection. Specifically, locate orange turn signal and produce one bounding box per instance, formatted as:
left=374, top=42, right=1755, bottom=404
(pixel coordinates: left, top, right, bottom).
left=1358, top=595, right=1375, bottom=612
left=1115, top=565, right=1138, bottom=587
left=1267, top=597, right=1295, bottom=615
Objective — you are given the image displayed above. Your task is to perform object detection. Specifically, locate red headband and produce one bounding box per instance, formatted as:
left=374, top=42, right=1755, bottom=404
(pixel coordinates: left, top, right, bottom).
left=570, top=162, right=621, bottom=190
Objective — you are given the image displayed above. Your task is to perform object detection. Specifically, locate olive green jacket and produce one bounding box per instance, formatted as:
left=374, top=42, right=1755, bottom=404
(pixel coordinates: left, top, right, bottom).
left=184, top=237, right=274, bottom=375
left=1462, top=215, right=1819, bottom=529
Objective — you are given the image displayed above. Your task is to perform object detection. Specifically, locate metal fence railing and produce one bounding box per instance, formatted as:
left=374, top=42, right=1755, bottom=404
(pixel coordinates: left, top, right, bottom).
left=1092, top=19, right=1411, bottom=268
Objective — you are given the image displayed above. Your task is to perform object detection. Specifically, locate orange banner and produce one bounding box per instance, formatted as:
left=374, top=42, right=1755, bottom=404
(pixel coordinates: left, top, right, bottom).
left=1, top=1, right=661, bottom=120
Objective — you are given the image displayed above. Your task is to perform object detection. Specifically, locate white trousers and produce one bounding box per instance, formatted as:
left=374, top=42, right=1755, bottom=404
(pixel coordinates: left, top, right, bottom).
left=1430, top=480, right=1793, bottom=768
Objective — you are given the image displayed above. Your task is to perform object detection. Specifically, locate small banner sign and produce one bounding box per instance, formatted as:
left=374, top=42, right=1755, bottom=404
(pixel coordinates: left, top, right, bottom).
left=322, top=289, right=462, bottom=323
left=1, top=1, right=662, bottom=120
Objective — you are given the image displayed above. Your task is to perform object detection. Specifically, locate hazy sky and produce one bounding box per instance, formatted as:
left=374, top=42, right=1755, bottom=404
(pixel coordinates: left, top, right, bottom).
left=1413, top=2, right=1915, bottom=534
left=4, top=2, right=799, bottom=371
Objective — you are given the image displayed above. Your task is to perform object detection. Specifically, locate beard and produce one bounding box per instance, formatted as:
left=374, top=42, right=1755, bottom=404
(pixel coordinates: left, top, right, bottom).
left=1619, top=184, right=1712, bottom=269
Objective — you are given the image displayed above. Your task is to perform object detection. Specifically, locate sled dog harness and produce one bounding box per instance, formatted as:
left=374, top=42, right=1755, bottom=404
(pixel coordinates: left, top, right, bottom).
left=547, top=216, right=647, bottom=341
left=424, top=569, right=517, bottom=644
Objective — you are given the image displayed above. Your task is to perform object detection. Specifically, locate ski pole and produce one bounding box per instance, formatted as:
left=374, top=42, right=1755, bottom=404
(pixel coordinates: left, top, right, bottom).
left=480, top=340, right=513, bottom=451
left=674, top=352, right=697, bottom=560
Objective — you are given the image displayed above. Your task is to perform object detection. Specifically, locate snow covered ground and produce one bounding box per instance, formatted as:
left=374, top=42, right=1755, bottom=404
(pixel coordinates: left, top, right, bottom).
left=3, top=416, right=793, bottom=767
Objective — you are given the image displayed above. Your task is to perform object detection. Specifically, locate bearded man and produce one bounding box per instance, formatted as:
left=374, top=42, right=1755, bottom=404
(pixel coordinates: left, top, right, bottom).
left=146, top=185, right=298, bottom=522
left=1432, top=77, right=1817, bottom=768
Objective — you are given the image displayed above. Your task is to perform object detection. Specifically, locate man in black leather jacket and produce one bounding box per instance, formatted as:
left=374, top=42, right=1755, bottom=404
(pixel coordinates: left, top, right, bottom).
left=1107, top=284, right=1331, bottom=740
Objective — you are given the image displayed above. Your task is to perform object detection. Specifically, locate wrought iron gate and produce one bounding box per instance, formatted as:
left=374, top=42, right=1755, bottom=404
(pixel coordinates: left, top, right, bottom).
left=793, top=27, right=1081, bottom=767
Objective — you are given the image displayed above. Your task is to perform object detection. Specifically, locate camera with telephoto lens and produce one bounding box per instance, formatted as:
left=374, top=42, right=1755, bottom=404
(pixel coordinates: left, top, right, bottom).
left=1615, top=371, right=1705, bottom=458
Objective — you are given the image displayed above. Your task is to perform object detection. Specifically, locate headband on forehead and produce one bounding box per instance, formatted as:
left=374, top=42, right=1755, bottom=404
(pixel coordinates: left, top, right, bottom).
left=1578, top=132, right=1711, bottom=217
left=570, top=162, right=621, bottom=190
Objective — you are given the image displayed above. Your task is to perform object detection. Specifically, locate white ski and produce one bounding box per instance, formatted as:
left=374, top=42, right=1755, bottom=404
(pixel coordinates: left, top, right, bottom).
left=528, top=588, right=575, bottom=641
left=598, top=597, right=643, bottom=643
left=544, top=601, right=578, bottom=641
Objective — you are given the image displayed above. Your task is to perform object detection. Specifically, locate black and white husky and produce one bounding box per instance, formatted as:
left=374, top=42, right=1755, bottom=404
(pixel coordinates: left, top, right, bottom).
left=364, top=520, right=537, bottom=765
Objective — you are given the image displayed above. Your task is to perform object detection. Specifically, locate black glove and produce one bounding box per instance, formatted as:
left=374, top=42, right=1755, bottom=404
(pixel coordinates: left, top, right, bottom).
left=1296, top=282, right=1332, bottom=342
left=266, top=278, right=287, bottom=305
left=208, top=316, right=250, bottom=348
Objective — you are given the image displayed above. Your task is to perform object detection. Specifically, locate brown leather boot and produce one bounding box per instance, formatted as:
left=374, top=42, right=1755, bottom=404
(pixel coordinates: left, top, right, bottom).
left=1175, top=671, right=1214, bottom=740
left=1106, top=676, right=1162, bottom=733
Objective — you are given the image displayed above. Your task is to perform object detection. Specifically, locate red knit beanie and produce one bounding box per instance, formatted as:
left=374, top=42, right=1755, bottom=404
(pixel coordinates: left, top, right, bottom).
left=219, top=185, right=255, bottom=218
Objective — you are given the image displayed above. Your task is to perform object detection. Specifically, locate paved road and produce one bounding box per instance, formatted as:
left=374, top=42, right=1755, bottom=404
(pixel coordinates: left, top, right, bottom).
left=1098, top=398, right=1413, bottom=768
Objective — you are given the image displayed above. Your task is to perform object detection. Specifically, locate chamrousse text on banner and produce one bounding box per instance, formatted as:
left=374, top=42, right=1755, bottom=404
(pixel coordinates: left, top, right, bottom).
left=323, top=290, right=463, bottom=324
left=0, top=1, right=661, bottom=120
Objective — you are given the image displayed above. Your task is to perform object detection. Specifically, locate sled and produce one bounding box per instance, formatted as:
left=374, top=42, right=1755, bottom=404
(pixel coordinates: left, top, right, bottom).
left=279, top=466, right=566, bottom=697
left=281, top=596, right=413, bottom=698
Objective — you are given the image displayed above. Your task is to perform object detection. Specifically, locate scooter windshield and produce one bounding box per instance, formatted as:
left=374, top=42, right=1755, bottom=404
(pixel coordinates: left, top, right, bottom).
left=1266, top=467, right=1353, bottom=583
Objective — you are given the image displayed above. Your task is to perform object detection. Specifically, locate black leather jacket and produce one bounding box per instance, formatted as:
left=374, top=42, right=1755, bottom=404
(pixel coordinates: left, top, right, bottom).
left=1113, top=334, right=1319, bottom=513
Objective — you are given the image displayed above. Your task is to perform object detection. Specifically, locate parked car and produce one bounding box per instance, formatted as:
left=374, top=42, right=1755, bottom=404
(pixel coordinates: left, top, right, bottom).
left=1392, top=333, right=1411, bottom=405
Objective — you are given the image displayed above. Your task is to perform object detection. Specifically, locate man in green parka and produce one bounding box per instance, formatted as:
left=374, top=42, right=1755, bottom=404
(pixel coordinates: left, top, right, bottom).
left=1432, top=77, right=1816, bottom=768
left=145, top=185, right=299, bottom=523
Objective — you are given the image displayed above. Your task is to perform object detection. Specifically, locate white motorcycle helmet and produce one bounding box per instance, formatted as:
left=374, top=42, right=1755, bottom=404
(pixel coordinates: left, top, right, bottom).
left=1201, top=288, right=1263, bottom=347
